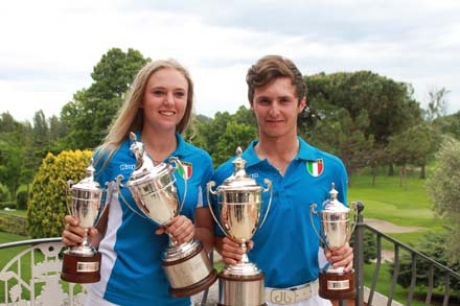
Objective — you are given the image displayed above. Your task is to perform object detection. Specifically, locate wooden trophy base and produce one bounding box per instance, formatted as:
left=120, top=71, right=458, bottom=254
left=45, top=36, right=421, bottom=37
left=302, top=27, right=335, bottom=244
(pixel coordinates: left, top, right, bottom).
left=61, top=252, right=101, bottom=283
left=218, top=272, right=266, bottom=306
left=163, top=242, right=218, bottom=298
left=319, top=270, right=355, bottom=301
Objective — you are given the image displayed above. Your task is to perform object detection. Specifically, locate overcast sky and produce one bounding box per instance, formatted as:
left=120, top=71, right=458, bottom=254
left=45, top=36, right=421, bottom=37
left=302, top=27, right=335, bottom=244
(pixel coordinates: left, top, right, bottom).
left=1, top=0, right=459, bottom=122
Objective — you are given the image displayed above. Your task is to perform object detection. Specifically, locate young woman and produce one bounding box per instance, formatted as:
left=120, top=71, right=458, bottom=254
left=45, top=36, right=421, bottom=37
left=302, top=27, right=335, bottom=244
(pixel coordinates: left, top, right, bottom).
left=62, top=59, right=214, bottom=306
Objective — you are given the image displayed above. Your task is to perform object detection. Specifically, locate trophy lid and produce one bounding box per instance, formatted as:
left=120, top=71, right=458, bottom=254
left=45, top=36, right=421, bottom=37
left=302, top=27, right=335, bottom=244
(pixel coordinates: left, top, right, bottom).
left=71, top=159, right=101, bottom=191
left=126, top=132, right=173, bottom=187
left=322, top=183, right=349, bottom=213
left=218, top=147, right=263, bottom=191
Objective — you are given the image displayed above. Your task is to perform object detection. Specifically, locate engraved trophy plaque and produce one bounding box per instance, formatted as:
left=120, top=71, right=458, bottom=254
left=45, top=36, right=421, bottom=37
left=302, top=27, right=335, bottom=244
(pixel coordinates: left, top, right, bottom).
left=118, top=132, right=217, bottom=297
left=310, top=183, right=356, bottom=300
left=61, top=159, right=104, bottom=283
left=207, top=147, right=272, bottom=306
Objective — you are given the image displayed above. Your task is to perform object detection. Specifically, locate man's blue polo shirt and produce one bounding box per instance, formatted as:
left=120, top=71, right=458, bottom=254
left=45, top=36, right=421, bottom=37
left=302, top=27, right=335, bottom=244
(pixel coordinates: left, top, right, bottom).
left=211, top=137, right=348, bottom=288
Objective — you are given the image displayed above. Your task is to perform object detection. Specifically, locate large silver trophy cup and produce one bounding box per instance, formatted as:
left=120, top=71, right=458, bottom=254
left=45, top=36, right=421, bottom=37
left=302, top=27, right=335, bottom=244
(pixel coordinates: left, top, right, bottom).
left=118, top=132, right=217, bottom=297
left=310, top=183, right=356, bottom=300
left=61, top=159, right=107, bottom=283
left=207, top=147, right=272, bottom=306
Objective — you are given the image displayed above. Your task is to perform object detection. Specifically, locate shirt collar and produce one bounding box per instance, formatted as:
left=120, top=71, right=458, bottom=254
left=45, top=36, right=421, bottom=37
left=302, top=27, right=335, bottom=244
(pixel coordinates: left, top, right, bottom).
left=242, top=136, right=323, bottom=167
left=135, top=130, right=186, bottom=160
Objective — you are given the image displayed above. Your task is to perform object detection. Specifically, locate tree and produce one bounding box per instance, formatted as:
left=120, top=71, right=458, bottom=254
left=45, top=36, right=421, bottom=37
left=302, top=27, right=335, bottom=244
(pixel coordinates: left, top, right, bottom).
left=425, top=87, right=450, bottom=122
left=27, top=149, right=93, bottom=238
left=307, top=71, right=421, bottom=144
left=196, top=111, right=234, bottom=165
left=214, top=121, right=257, bottom=165
left=196, top=107, right=258, bottom=166
left=300, top=106, right=374, bottom=184
left=434, top=110, right=460, bottom=140
left=61, top=48, right=150, bottom=150
left=0, top=112, right=17, bottom=133
left=426, top=137, right=460, bottom=260
left=387, top=122, right=440, bottom=184
left=305, top=71, right=423, bottom=177
left=0, top=115, right=28, bottom=201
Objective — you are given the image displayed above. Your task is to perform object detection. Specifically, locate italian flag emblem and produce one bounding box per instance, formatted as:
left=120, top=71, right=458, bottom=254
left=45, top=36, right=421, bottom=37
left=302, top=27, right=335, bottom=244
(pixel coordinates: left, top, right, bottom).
left=307, top=159, right=324, bottom=177
left=177, top=161, right=193, bottom=180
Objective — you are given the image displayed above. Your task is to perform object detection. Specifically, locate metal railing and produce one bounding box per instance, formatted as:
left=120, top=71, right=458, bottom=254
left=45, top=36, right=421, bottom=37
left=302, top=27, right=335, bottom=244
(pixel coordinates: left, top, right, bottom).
left=1, top=206, right=459, bottom=305
left=0, top=238, right=87, bottom=306
left=354, top=202, right=460, bottom=306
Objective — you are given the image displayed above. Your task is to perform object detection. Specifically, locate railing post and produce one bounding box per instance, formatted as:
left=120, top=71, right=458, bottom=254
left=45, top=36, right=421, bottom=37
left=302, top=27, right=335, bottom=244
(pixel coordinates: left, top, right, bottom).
left=354, top=201, right=365, bottom=306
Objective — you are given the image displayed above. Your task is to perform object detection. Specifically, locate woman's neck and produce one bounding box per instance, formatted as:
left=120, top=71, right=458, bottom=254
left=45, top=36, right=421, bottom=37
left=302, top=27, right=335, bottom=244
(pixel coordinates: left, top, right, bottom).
left=140, top=129, right=178, bottom=163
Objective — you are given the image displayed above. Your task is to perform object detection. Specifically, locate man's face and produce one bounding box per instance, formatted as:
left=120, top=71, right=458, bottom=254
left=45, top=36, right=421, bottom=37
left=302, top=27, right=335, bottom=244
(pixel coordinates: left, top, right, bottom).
left=251, top=77, right=305, bottom=139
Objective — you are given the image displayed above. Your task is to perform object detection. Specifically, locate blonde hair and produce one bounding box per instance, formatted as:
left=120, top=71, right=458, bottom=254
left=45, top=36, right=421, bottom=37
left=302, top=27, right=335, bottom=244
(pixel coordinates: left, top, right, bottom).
left=95, top=59, right=194, bottom=164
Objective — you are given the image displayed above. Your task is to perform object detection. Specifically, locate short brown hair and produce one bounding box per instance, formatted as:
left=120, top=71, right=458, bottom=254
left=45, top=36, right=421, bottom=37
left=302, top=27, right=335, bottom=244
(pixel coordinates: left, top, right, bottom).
left=246, top=55, right=306, bottom=105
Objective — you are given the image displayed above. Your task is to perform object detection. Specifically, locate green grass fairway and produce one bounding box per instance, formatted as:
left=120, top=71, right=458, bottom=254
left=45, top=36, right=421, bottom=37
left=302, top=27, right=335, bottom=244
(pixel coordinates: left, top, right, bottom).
left=348, top=172, right=442, bottom=245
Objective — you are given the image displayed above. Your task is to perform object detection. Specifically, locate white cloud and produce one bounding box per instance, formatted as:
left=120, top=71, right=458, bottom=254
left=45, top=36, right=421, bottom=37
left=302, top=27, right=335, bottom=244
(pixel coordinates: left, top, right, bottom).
left=1, top=0, right=459, bottom=122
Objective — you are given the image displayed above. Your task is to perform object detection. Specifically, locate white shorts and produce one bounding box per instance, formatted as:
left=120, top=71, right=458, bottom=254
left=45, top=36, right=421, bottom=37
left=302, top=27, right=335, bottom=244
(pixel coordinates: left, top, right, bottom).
left=85, top=287, right=120, bottom=306
left=266, top=294, right=332, bottom=306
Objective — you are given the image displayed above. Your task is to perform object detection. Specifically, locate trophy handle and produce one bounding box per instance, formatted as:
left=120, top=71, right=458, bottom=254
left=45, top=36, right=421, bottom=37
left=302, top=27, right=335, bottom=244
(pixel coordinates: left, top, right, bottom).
left=258, top=178, right=273, bottom=230
left=65, top=180, right=73, bottom=216
left=94, top=180, right=114, bottom=223
left=310, top=204, right=328, bottom=248
left=115, top=175, right=147, bottom=219
left=347, top=202, right=359, bottom=242
left=169, top=157, right=187, bottom=213
left=206, top=181, right=228, bottom=235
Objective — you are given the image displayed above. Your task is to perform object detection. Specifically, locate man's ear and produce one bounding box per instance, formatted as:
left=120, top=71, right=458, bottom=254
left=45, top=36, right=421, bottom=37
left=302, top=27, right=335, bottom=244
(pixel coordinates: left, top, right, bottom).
left=298, top=97, right=307, bottom=113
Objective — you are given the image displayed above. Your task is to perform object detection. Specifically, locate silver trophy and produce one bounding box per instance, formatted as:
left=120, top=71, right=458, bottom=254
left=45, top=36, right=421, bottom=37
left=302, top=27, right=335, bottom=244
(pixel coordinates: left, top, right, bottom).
left=207, top=147, right=272, bottom=306
left=310, top=183, right=356, bottom=300
left=117, top=132, right=217, bottom=297
left=61, top=159, right=107, bottom=283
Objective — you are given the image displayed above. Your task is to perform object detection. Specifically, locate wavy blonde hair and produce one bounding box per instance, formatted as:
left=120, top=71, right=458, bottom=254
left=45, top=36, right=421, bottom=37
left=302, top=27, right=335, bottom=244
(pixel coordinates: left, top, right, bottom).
left=95, top=59, right=194, bottom=165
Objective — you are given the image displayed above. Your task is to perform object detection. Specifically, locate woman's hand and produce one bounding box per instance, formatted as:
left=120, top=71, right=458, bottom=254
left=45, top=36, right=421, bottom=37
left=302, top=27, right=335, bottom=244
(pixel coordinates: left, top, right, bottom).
left=156, top=215, right=195, bottom=244
left=62, top=215, right=98, bottom=247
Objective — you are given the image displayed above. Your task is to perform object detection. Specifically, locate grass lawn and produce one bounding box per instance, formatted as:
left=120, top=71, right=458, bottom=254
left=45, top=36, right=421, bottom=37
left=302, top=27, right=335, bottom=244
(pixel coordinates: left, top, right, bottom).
left=0, top=232, right=29, bottom=267
left=348, top=171, right=443, bottom=245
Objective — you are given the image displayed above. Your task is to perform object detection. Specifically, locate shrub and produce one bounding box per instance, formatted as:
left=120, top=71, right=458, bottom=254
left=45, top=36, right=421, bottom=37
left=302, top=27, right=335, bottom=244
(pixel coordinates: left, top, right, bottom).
left=0, top=185, right=9, bottom=202
left=16, top=190, right=28, bottom=210
left=27, top=150, right=93, bottom=238
left=390, top=230, right=460, bottom=295
left=0, top=201, right=16, bottom=210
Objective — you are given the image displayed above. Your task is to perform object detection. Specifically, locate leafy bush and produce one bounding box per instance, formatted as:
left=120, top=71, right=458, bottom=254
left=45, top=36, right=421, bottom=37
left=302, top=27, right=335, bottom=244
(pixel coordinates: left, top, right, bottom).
left=27, top=150, right=93, bottom=238
left=390, top=230, right=460, bottom=295
left=0, top=185, right=9, bottom=202
left=0, top=201, right=16, bottom=210
left=0, top=213, right=27, bottom=235
left=16, top=190, right=28, bottom=210
left=426, top=137, right=460, bottom=259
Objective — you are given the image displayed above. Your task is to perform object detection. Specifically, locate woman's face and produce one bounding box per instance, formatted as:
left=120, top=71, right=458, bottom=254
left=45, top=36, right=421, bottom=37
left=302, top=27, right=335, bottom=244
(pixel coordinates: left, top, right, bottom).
left=141, top=67, right=188, bottom=132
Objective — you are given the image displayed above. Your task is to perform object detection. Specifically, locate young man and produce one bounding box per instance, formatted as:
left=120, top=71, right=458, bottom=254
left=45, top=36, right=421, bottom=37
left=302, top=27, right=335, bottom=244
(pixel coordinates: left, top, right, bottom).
left=212, top=55, right=354, bottom=306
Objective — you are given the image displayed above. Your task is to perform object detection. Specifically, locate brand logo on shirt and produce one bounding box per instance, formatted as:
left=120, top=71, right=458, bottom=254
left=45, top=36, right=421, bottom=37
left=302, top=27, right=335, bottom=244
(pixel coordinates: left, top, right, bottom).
left=306, top=159, right=324, bottom=177
left=177, top=161, right=193, bottom=180
left=120, top=164, right=136, bottom=171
